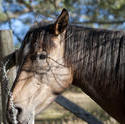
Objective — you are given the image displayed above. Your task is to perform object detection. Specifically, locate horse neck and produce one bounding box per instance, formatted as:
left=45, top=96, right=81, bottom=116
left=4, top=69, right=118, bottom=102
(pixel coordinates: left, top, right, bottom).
left=64, top=25, right=125, bottom=93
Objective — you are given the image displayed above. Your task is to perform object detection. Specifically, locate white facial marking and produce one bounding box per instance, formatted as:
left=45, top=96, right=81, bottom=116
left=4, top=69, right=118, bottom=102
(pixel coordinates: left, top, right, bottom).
left=23, top=42, right=30, bottom=56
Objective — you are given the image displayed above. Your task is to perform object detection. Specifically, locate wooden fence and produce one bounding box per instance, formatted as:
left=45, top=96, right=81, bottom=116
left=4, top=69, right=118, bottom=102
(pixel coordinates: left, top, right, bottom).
left=0, top=30, right=103, bottom=124
left=0, top=30, right=16, bottom=123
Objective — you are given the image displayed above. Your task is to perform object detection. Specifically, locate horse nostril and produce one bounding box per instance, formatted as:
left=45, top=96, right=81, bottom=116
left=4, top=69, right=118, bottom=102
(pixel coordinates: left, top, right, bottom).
left=7, top=107, right=22, bottom=123
left=15, top=106, right=22, bottom=115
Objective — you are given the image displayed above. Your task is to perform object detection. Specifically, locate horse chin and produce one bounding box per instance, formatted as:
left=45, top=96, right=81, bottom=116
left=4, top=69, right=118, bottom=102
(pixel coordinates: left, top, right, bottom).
left=17, top=111, right=35, bottom=124
left=17, top=119, right=34, bottom=124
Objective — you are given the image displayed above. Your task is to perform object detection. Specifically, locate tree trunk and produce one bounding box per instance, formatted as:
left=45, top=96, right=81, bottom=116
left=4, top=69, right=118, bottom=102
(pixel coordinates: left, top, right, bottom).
left=0, top=30, right=15, bottom=124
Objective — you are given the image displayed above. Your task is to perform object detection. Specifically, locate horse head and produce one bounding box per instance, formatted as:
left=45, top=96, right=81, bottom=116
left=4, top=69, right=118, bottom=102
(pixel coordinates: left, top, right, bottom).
left=7, top=9, right=73, bottom=124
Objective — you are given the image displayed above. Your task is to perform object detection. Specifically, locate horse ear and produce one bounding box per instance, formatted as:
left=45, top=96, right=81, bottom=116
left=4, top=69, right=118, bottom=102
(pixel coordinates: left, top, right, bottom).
left=54, top=8, right=69, bottom=35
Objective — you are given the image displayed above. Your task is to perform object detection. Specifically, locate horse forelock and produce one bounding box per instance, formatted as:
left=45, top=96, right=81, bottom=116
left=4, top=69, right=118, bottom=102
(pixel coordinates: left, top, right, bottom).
left=19, top=22, right=57, bottom=57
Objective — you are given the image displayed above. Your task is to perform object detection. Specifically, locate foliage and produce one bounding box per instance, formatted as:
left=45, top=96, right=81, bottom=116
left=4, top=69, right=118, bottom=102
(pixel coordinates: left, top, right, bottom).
left=1, top=0, right=125, bottom=25
left=0, top=0, right=125, bottom=44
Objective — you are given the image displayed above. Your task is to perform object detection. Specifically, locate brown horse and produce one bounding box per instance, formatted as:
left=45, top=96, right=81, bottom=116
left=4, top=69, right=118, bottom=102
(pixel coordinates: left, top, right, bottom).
left=7, top=9, right=125, bottom=124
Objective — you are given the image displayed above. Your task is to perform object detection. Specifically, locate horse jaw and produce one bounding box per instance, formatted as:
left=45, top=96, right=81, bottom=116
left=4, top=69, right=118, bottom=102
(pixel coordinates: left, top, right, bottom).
left=11, top=80, right=57, bottom=123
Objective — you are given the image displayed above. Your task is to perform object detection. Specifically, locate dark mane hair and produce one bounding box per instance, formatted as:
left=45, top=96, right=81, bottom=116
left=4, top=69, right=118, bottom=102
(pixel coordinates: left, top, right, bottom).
left=64, top=25, right=125, bottom=91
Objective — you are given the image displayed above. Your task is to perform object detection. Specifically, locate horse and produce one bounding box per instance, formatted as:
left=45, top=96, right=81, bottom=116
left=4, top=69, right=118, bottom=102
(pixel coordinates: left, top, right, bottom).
left=7, top=8, right=125, bottom=124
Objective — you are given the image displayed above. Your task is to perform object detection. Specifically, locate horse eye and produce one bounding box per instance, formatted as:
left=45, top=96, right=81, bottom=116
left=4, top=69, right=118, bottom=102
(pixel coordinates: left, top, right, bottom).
left=39, top=54, right=47, bottom=59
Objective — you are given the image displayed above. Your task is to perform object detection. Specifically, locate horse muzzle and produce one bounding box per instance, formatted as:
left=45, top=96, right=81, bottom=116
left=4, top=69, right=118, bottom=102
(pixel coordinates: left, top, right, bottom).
left=7, top=104, right=34, bottom=124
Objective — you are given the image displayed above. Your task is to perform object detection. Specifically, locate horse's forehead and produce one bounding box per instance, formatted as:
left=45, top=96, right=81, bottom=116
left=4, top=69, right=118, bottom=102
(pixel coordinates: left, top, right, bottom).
left=23, top=30, right=52, bottom=54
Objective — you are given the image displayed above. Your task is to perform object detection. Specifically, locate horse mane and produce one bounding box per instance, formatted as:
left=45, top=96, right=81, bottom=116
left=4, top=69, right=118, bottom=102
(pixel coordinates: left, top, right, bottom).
left=64, top=25, right=125, bottom=91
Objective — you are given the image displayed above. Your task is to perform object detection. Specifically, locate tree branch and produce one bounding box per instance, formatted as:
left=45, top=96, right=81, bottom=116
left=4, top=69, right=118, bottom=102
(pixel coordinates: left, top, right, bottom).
left=18, top=0, right=33, bottom=11
left=0, top=9, right=32, bottom=22
left=2, top=4, right=24, bottom=42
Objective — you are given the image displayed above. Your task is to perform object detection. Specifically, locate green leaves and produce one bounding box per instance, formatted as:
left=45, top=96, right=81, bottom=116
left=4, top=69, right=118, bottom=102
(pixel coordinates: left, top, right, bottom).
left=1, top=0, right=125, bottom=29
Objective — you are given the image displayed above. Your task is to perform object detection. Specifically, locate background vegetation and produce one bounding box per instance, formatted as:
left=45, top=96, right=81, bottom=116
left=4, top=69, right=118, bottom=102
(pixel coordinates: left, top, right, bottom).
left=0, top=0, right=125, bottom=45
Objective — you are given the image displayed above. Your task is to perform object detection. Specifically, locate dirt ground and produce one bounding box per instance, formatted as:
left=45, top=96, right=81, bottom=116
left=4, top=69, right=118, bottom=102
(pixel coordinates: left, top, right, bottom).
left=35, top=89, right=119, bottom=124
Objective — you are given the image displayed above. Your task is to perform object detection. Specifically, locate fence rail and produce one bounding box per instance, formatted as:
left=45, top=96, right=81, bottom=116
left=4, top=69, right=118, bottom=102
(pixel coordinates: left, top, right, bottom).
left=56, top=95, right=102, bottom=124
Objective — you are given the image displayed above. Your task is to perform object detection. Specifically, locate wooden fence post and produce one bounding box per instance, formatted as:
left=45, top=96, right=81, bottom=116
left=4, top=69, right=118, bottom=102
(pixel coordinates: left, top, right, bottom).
left=0, top=30, right=15, bottom=124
